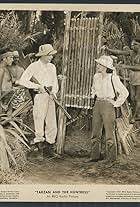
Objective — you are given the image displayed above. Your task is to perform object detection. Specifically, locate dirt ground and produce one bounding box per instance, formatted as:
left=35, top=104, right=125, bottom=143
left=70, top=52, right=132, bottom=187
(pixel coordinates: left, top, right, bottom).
left=23, top=128, right=140, bottom=185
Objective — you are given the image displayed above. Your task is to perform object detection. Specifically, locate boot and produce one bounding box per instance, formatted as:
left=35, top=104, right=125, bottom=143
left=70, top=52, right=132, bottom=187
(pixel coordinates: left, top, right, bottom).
left=30, top=143, right=38, bottom=152
left=36, top=142, right=44, bottom=161
left=47, top=143, right=54, bottom=156
left=44, top=142, right=60, bottom=158
left=43, top=142, right=50, bottom=157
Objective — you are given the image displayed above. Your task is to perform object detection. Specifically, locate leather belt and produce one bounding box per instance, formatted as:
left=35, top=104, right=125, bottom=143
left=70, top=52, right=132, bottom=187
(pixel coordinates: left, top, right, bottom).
left=96, top=97, right=114, bottom=101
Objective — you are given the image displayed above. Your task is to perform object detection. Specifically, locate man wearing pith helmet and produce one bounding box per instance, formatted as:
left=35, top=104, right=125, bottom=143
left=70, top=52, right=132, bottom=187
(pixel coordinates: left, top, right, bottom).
left=86, top=55, right=129, bottom=164
left=19, top=44, right=59, bottom=161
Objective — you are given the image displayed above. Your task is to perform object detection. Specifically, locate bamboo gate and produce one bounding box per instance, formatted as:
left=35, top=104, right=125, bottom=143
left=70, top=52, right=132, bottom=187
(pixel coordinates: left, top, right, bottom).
left=57, top=13, right=136, bottom=156
left=65, top=17, right=98, bottom=109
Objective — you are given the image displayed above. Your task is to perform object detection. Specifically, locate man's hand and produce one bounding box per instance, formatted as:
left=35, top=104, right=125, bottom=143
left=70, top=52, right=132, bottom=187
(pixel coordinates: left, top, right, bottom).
left=37, top=86, right=45, bottom=93
left=57, top=75, right=66, bottom=81
left=107, top=99, right=116, bottom=106
left=108, top=99, right=120, bottom=108
left=101, top=45, right=108, bottom=50
left=34, top=85, right=45, bottom=93
left=49, top=92, right=57, bottom=99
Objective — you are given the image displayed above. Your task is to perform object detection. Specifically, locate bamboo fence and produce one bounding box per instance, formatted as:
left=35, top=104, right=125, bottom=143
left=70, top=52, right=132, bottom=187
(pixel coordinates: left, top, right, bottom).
left=65, top=17, right=98, bottom=109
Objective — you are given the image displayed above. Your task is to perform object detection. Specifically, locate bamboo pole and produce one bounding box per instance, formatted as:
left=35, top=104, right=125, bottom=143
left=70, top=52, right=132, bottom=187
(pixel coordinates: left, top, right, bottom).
left=82, top=17, right=89, bottom=108
left=79, top=18, right=87, bottom=108
left=88, top=18, right=97, bottom=108
left=89, top=18, right=98, bottom=108
left=78, top=18, right=85, bottom=108
left=66, top=18, right=72, bottom=107
left=73, top=18, right=80, bottom=108
left=87, top=18, right=94, bottom=108
left=83, top=18, right=91, bottom=108
left=81, top=18, right=89, bottom=108
left=69, top=19, right=75, bottom=107
left=74, top=18, right=80, bottom=107
left=70, top=18, right=76, bottom=107
left=77, top=18, right=85, bottom=107
left=65, top=19, right=73, bottom=107
left=74, top=18, right=82, bottom=107
left=56, top=11, right=71, bottom=155
left=65, top=18, right=72, bottom=107
left=86, top=18, right=93, bottom=108
left=75, top=18, right=83, bottom=107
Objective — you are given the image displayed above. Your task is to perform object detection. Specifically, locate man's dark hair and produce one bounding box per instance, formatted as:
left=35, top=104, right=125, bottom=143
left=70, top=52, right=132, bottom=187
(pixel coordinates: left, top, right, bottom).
left=106, top=68, right=113, bottom=73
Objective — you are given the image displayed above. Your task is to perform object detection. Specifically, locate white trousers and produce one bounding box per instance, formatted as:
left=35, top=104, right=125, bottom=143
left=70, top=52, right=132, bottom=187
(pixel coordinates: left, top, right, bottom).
left=33, top=93, right=57, bottom=144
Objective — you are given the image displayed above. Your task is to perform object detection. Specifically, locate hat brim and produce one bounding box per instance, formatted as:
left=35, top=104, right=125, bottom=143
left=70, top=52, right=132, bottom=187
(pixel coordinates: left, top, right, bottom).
left=95, top=59, right=115, bottom=70
left=36, top=50, right=57, bottom=57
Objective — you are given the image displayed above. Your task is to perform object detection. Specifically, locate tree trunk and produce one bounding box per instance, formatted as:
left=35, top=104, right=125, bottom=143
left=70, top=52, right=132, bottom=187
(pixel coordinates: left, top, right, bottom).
left=56, top=11, right=71, bottom=155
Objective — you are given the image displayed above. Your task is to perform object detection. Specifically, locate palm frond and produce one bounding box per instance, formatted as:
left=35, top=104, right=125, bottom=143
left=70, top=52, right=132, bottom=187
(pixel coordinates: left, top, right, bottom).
left=5, top=129, right=31, bottom=150
left=0, top=141, right=10, bottom=171
left=9, top=121, right=28, bottom=143
left=11, top=99, right=32, bottom=118
left=3, top=142, right=17, bottom=166
left=0, top=125, right=17, bottom=167
left=13, top=118, right=34, bottom=134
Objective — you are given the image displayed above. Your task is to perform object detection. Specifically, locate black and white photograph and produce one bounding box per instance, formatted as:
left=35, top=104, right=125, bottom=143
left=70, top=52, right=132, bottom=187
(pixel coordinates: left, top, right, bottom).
left=0, top=6, right=139, bottom=191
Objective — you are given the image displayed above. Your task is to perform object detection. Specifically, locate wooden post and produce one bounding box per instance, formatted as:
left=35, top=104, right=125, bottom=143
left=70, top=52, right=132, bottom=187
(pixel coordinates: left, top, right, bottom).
left=56, top=11, right=71, bottom=155
left=97, top=12, right=104, bottom=58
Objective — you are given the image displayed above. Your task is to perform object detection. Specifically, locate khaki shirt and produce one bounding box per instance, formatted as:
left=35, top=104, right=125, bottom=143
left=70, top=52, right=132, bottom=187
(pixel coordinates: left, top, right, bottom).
left=91, top=73, right=129, bottom=107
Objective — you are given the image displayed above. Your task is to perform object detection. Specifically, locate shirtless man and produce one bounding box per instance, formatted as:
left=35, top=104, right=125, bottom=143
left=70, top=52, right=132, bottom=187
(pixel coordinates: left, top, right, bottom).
left=0, top=48, right=13, bottom=113
left=8, top=51, right=26, bottom=110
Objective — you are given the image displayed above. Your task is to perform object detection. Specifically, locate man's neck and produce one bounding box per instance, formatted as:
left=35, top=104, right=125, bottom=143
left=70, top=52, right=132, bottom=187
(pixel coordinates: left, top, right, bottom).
left=40, top=59, right=50, bottom=65
left=101, top=71, right=108, bottom=78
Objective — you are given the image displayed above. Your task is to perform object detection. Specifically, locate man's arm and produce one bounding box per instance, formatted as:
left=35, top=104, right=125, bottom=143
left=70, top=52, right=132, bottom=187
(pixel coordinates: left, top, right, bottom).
left=105, top=47, right=130, bottom=56
left=16, top=67, right=25, bottom=80
left=112, top=75, right=129, bottom=107
left=0, top=68, right=4, bottom=112
left=121, top=64, right=140, bottom=71
left=0, top=68, right=4, bottom=98
left=18, top=64, right=40, bottom=89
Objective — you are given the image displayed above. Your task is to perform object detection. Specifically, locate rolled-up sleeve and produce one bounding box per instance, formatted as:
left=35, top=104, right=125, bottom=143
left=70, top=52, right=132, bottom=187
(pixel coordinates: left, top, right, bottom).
left=113, top=75, right=129, bottom=107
